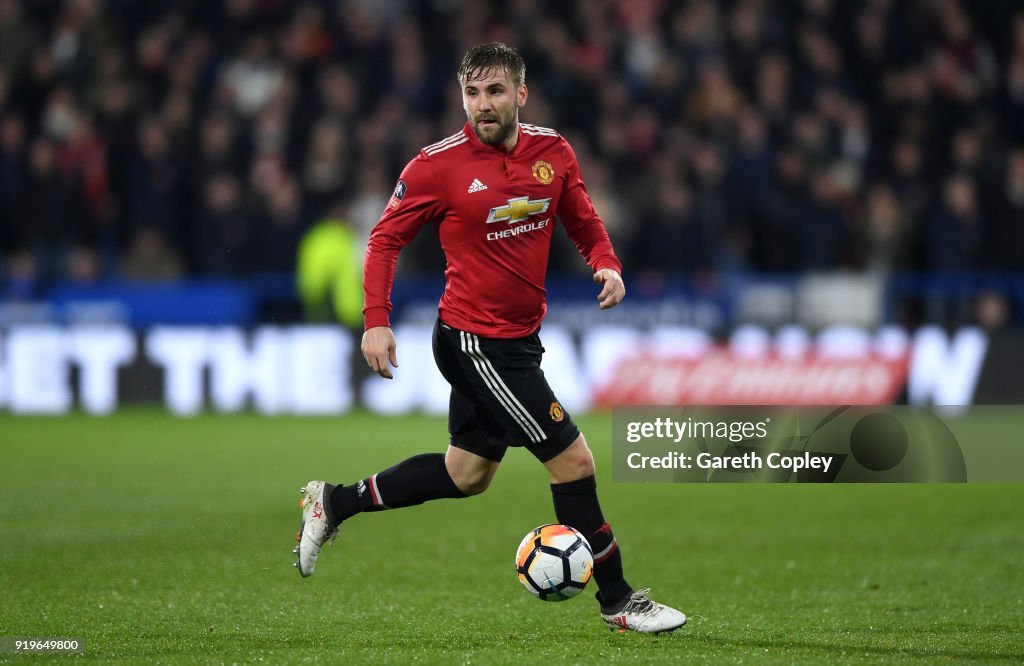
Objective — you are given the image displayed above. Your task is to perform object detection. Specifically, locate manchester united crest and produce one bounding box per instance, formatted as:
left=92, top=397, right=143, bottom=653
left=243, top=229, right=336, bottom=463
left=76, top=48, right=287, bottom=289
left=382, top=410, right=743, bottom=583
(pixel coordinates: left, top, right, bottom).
left=532, top=160, right=554, bottom=185
left=549, top=401, right=564, bottom=422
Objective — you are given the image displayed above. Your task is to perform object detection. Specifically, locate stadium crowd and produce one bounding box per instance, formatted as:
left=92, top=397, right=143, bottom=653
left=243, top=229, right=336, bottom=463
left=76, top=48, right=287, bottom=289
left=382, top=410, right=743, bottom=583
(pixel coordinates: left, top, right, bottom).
left=1, top=0, right=1023, bottom=299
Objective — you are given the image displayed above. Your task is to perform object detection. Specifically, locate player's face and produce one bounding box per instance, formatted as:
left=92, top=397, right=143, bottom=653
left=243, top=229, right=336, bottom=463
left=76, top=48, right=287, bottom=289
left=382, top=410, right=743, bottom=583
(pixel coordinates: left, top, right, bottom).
left=462, top=67, right=527, bottom=149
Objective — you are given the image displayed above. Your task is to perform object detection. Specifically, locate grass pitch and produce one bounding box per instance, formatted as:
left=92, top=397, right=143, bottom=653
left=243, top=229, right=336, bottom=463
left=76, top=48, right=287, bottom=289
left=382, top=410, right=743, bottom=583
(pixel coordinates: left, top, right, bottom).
left=1, top=410, right=1022, bottom=664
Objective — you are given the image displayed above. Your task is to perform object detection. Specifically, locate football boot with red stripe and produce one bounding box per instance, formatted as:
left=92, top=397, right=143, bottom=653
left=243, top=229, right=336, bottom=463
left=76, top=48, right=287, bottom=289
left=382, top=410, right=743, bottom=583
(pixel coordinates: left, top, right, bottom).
left=293, top=480, right=338, bottom=577
left=600, top=588, right=687, bottom=633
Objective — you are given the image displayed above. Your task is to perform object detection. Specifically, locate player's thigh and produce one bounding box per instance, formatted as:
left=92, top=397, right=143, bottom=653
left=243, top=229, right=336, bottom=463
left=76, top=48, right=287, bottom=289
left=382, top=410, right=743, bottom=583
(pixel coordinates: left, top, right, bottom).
left=446, top=384, right=510, bottom=463
left=434, top=319, right=511, bottom=462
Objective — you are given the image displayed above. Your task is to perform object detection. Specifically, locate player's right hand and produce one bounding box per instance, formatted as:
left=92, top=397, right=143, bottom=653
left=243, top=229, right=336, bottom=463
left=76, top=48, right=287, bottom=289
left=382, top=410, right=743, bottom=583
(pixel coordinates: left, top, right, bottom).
left=361, top=326, right=399, bottom=379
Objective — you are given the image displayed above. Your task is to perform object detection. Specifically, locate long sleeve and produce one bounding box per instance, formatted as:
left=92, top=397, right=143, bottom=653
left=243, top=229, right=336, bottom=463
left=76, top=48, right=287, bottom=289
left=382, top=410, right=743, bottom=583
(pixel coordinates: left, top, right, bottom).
left=362, top=155, right=446, bottom=329
left=555, top=140, right=623, bottom=276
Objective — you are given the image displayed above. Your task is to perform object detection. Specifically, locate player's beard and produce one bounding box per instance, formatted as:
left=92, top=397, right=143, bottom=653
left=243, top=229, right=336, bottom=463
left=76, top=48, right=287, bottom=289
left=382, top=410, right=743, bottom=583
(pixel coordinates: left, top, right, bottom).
left=472, top=110, right=516, bottom=147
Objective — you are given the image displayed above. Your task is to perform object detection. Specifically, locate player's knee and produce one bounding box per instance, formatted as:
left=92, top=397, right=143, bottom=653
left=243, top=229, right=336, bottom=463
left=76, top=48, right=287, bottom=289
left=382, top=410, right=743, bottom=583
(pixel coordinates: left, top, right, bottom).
left=444, top=446, right=498, bottom=496
left=451, top=469, right=492, bottom=496
left=567, top=446, right=596, bottom=479
left=548, top=435, right=595, bottom=483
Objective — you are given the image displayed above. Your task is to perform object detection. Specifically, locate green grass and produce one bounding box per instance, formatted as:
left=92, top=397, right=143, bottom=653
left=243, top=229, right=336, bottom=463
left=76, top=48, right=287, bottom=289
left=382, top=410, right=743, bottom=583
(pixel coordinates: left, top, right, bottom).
left=1, top=410, right=1022, bottom=664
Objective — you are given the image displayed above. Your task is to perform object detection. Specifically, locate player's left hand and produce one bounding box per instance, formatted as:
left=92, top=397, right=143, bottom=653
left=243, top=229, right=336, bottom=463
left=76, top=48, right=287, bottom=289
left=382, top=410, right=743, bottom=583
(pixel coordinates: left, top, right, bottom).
left=594, top=268, right=625, bottom=310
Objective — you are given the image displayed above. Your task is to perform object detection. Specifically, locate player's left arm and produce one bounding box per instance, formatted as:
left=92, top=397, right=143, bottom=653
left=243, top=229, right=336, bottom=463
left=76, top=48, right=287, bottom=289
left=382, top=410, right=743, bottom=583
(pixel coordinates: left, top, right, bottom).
left=555, top=140, right=625, bottom=310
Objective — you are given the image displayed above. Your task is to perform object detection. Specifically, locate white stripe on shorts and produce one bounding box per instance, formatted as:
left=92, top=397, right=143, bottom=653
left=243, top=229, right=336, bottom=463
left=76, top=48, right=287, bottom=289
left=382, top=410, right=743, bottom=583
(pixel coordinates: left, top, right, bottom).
left=459, top=331, right=546, bottom=444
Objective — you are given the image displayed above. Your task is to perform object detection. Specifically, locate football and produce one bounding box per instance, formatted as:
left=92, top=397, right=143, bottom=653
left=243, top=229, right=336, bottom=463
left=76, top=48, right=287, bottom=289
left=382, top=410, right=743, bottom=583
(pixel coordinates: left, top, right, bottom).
left=515, top=524, right=593, bottom=601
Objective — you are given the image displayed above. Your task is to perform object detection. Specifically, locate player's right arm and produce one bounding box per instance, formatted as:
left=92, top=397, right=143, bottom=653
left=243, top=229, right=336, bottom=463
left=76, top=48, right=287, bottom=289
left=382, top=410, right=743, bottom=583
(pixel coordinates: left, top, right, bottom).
left=362, top=154, right=446, bottom=379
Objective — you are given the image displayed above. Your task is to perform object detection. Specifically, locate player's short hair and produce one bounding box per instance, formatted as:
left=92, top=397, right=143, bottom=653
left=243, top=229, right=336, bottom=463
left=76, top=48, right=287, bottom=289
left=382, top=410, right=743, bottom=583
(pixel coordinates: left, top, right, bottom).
left=457, top=42, right=526, bottom=88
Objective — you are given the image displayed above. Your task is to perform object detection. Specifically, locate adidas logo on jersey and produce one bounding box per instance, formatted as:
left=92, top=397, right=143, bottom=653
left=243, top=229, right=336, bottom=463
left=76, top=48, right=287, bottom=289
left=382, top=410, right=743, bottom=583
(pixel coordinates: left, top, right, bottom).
left=468, top=178, right=488, bottom=193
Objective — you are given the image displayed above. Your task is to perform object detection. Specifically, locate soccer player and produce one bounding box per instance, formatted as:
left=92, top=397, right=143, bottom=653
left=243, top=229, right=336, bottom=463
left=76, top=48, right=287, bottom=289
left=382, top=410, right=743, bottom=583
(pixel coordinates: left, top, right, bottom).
left=294, top=42, right=687, bottom=634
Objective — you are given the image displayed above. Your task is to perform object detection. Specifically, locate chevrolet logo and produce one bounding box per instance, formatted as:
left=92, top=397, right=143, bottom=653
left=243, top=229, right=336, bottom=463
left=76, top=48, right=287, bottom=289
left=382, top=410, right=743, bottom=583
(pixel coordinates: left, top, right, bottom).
left=485, top=196, right=551, bottom=224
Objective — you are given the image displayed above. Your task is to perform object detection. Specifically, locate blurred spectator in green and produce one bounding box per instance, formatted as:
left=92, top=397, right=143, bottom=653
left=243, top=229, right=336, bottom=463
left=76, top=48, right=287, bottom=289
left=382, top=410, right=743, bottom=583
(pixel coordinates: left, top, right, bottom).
left=296, top=203, right=362, bottom=328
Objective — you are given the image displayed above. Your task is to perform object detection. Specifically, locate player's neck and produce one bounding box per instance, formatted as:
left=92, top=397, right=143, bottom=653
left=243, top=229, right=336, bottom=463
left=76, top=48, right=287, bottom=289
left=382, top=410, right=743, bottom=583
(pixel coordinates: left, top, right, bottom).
left=501, top=123, right=520, bottom=152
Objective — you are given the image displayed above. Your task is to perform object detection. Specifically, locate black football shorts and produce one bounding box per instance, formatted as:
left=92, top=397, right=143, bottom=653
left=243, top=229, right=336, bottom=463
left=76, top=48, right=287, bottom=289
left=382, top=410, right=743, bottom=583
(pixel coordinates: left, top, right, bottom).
left=431, top=318, right=581, bottom=463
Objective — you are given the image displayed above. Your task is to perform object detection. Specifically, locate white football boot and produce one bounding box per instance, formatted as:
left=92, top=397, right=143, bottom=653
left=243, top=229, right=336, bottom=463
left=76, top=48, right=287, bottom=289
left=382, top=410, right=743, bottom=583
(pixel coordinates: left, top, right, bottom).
left=293, top=481, right=338, bottom=577
left=601, top=588, right=688, bottom=633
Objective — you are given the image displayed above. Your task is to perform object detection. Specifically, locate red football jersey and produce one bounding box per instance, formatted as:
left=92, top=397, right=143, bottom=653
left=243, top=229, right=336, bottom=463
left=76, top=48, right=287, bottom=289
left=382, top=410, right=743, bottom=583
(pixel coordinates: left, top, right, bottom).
left=363, top=122, right=622, bottom=338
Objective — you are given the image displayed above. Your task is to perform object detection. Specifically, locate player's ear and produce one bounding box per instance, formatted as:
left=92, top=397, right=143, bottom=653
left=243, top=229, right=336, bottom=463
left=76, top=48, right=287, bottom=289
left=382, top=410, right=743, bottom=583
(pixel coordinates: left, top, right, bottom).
left=517, top=84, right=528, bottom=108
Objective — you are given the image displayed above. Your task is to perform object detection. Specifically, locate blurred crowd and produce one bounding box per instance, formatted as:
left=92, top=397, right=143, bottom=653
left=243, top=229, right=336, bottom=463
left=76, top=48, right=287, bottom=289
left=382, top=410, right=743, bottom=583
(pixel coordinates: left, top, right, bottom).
left=1, top=0, right=1024, bottom=301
